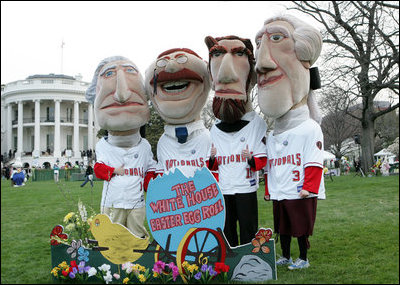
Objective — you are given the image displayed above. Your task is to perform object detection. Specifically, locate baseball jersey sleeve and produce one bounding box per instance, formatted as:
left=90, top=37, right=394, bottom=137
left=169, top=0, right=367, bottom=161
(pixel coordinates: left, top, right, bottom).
left=303, top=122, right=324, bottom=169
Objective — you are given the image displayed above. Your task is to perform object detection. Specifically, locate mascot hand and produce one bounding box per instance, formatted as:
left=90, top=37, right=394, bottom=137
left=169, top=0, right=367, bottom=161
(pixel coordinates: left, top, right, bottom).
left=210, top=143, right=217, bottom=158
left=114, top=165, right=125, bottom=176
left=299, top=189, right=310, bottom=198
left=241, top=144, right=252, bottom=160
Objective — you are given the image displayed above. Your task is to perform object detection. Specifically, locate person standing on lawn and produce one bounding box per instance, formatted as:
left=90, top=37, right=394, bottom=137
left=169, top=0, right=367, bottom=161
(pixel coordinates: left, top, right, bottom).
left=80, top=162, right=94, bottom=188
left=255, top=14, right=325, bottom=270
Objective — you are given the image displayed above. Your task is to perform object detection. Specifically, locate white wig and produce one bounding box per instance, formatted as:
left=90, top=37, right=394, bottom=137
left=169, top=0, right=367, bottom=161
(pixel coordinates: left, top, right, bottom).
left=85, top=56, right=131, bottom=104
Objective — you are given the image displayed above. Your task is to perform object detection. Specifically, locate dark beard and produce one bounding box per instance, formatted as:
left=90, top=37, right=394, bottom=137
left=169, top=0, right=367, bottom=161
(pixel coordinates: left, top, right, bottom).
left=212, top=96, right=247, bottom=124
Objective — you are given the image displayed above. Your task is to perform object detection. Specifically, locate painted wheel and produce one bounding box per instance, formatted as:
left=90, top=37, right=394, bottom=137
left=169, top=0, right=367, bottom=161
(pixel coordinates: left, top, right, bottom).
left=176, top=228, right=226, bottom=282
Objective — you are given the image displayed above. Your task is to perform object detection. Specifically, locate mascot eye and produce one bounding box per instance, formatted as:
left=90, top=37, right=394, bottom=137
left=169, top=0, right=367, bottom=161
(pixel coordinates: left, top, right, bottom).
left=103, top=70, right=116, bottom=78
left=235, top=51, right=245, bottom=56
left=95, top=219, right=100, bottom=227
left=212, top=52, right=222, bottom=58
left=176, top=55, right=188, bottom=64
left=270, top=34, right=285, bottom=42
left=156, top=59, right=168, bottom=68
left=125, top=67, right=137, bottom=74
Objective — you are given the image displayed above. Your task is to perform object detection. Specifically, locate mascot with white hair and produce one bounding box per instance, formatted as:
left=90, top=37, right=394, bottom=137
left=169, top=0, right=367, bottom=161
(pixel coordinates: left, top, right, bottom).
left=86, top=56, right=156, bottom=238
left=255, top=14, right=325, bottom=270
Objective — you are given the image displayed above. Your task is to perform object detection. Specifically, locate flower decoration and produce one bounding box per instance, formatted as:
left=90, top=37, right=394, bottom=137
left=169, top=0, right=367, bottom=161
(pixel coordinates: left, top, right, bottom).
left=252, top=228, right=273, bottom=254
left=67, top=239, right=82, bottom=258
left=50, top=225, right=68, bottom=245
left=51, top=260, right=93, bottom=282
left=77, top=246, right=90, bottom=262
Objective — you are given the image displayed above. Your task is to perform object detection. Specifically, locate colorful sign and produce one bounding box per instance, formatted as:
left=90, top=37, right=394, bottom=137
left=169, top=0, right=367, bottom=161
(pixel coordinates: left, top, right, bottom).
left=146, top=168, right=225, bottom=262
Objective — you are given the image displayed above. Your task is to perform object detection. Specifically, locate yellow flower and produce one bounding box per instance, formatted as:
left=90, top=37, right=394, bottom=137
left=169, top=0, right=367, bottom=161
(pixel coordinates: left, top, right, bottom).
left=63, top=212, right=75, bottom=223
left=123, top=277, right=129, bottom=284
left=182, top=261, right=189, bottom=269
left=51, top=267, right=60, bottom=277
left=58, top=261, right=68, bottom=270
left=188, top=264, right=198, bottom=273
left=153, top=271, right=159, bottom=278
left=138, top=274, right=146, bottom=283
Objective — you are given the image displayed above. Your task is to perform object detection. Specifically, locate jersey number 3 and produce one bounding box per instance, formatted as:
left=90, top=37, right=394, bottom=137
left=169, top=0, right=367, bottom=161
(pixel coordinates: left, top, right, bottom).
left=292, top=170, right=300, bottom=182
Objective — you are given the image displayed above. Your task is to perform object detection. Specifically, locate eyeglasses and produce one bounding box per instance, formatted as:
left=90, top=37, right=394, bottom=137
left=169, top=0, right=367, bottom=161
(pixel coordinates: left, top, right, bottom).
left=156, top=55, right=188, bottom=67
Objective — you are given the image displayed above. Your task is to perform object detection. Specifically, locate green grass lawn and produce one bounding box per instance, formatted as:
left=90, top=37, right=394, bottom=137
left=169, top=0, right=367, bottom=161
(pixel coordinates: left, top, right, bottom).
left=1, top=174, right=399, bottom=284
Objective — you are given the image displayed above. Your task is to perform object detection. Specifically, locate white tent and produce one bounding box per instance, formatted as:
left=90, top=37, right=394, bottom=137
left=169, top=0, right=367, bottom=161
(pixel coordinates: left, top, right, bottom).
left=374, top=149, right=396, bottom=164
left=323, top=151, right=335, bottom=160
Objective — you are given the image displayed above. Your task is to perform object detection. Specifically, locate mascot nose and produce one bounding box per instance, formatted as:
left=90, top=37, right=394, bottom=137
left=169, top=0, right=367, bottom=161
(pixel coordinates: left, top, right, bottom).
left=255, top=39, right=277, bottom=74
left=114, top=69, right=130, bottom=103
left=218, top=54, right=238, bottom=84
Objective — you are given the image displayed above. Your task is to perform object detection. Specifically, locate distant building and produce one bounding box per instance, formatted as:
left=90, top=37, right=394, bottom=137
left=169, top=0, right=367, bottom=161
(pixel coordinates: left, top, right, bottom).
left=1, top=74, right=98, bottom=168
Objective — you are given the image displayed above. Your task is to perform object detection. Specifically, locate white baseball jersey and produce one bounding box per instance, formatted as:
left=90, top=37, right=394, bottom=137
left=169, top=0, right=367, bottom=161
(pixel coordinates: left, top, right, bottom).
left=265, top=118, right=326, bottom=201
left=156, top=120, right=212, bottom=178
left=210, top=111, right=267, bottom=195
left=96, top=137, right=157, bottom=209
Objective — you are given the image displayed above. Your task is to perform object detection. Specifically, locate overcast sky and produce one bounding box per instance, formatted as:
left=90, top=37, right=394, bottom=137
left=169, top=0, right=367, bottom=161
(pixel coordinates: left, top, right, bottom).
left=1, top=1, right=322, bottom=85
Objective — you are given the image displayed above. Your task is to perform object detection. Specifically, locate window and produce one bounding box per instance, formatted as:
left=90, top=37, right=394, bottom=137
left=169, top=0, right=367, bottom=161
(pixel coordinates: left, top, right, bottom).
left=46, top=133, right=54, bottom=152
left=31, top=135, right=35, bottom=151
left=66, top=108, right=73, bottom=122
left=83, top=135, right=88, bottom=151
left=67, top=135, right=72, bottom=150
left=41, top=79, right=54, bottom=84
left=46, top=107, right=54, bottom=122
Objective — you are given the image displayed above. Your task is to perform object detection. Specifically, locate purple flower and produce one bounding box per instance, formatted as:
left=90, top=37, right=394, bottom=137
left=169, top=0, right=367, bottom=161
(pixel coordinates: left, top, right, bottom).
left=201, top=264, right=208, bottom=272
left=78, top=261, right=86, bottom=274
left=69, top=267, right=77, bottom=279
left=194, top=272, right=202, bottom=280
left=209, top=268, right=218, bottom=277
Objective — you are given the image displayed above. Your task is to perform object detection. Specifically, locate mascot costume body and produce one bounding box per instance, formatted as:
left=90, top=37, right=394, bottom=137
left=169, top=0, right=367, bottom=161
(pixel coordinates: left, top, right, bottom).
left=204, top=35, right=268, bottom=247
left=255, top=14, right=325, bottom=270
left=145, top=48, right=212, bottom=178
left=86, top=56, right=157, bottom=238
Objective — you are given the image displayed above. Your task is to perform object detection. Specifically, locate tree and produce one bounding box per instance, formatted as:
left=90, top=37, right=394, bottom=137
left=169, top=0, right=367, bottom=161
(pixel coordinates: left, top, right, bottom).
left=291, top=1, right=399, bottom=172
left=320, top=87, right=361, bottom=158
left=145, top=104, right=165, bottom=158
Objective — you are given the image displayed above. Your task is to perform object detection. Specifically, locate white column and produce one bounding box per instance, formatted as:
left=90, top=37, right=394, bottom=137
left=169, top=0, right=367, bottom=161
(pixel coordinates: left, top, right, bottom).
left=88, top=103, right=94, bottom=151
left=6, top=104, right=12, bottom=156
left=34, top=99, right=41, bottom=157
left=17, top=101, right=23, bottom=158
left=73, top=100, right=80, bottom=157
left=54, top=99, right=61, bottom=158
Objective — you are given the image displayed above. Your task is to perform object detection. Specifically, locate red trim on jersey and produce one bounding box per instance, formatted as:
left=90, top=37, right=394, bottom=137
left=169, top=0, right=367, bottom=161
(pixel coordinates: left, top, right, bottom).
left=264, top=173, right=269, bottom=196
left=206, top=159, right=219, bottom=181
left=251, top=156, right=267, bottom=172
left=303, top=166, right=323, bottom=194
left=94, top=162, right=115, bottom=181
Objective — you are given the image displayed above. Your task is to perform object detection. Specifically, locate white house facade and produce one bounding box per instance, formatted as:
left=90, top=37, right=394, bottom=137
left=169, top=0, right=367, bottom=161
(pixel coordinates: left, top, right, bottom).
left=1, top=74, right=99, bottom=168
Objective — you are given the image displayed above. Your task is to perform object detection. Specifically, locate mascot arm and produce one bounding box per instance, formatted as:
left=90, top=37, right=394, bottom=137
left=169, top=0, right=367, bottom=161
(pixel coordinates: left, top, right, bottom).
left=94, top=162, right=115, bottom=181
left=206, top=157, right=218, bottom=171
left=248, top=157, right=267, bottom=172
left=143, top=171, right=157, bottom=192
left=303, top=166, right=323, bottom=194
left=264, top=173, right=269, bottom=196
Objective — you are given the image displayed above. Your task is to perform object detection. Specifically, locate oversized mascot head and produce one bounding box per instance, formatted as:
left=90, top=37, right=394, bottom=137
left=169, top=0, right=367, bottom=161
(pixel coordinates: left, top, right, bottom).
left=86, top=56, right=150, bottom=132
left=254, top=14, right=322, bottom=122
left=145, top=48, right=210, bottom=125
left=205, top=35, right=256, bottom=124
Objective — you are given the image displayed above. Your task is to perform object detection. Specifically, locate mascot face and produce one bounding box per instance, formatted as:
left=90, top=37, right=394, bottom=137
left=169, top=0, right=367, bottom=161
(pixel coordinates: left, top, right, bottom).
left=146, top=49, right=210, bottom=125
left=255, top=20, right=310, bottom=119
left=209, top=39, right=250, bottom=101
left=205, top=36, right=255, bottom=124
left=95, top=59, right=150, bottom=131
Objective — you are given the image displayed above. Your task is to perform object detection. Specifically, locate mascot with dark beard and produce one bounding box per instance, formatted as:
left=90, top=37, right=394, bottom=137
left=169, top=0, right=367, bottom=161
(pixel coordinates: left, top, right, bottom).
left=205, top=35, right=268, bottom=247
